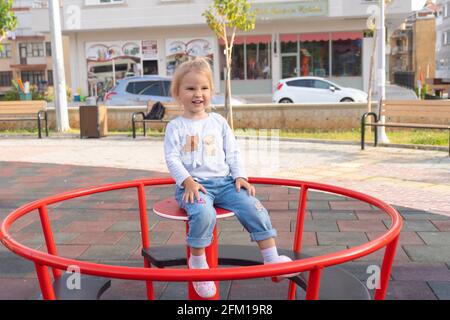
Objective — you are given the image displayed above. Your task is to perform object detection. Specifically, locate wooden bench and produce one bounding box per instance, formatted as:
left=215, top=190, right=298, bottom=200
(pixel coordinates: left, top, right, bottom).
left=131, top=101, right=183, bottom=138
left=0, top=101, right=48, bottom=138
left=361, top=100, right=450, bottom=156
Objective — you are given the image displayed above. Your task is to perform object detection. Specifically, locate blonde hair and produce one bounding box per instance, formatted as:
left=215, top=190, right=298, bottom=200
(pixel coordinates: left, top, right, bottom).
left=171, top=57, right=214, bottom=99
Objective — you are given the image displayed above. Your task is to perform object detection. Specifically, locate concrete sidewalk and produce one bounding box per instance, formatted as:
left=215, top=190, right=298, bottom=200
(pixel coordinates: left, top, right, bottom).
left=0, top=136, right=449, bottom=300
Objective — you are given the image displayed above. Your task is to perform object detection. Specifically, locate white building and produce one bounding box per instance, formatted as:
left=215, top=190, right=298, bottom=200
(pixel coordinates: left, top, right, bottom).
left=436, top=0, right=450, bottom=79
left=29, top=0, right=415, bottom=98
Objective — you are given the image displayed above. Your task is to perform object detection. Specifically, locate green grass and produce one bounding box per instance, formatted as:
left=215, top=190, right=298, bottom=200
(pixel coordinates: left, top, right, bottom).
left=234, top=128, right=449, bottom=147
left=1, top=128, right=448, bottom=146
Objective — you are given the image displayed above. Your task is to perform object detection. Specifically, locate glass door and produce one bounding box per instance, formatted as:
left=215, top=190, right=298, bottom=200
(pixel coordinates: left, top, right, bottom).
left=281, top=54, right=298, bottom=79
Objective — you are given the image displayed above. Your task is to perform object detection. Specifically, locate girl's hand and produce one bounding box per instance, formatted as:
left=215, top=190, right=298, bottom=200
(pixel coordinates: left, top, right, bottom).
left=235, top=177, right=256, bottom=197
left=182, top=177, right=207, bottom=203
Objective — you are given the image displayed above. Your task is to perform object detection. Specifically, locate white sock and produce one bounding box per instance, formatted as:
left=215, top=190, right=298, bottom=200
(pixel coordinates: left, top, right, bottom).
left=261, top=246, right=280, bottom=264
left=188, top=254, right=217, bottom=298
left=189, top=254, right=209, bottom=269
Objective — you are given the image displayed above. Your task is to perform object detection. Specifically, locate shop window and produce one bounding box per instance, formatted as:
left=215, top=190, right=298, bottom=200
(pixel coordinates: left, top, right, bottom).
left=0, top=72, right=12, bottom=87
left=246, top=35, right=271, bottom=80
left=21, top=71, right=46, bottom=85
left=299, top=33, right=330, bottom=77
left=219, top=35, right=271, bottom=81
left=332, top=32, right=362, bottom=77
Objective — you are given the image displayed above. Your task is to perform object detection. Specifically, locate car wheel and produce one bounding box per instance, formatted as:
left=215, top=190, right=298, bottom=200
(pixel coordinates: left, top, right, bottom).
left=279, top=98, right=293, bottom=103
left=340, top=98, right=354, bottom=102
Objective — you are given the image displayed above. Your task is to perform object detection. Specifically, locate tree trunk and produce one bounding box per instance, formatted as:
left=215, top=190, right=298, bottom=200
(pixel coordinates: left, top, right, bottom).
left=367, top=30, right=378, bottom=115
left=225, top=51, right=233, bottom=130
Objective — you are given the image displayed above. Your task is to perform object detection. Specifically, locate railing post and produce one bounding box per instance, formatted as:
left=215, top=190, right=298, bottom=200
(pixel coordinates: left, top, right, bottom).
left=293, top=186, right=308, bottom=253
left=305, top=268, right=322, bottom=300
left=34, top=263, right=56, bottom=300
left=288, top=185, right=308, bottom=300
left=137, top=183, right=154, bottom=300
left=38, top=205, right=61, bottom=279
left=374, top=235, right=400, bottom=300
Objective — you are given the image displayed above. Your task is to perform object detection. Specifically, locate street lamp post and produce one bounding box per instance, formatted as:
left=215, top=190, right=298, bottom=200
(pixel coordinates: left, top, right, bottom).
left=377, top=0, right=390, bottom=144
left=49, top=0, right=70, bottom=132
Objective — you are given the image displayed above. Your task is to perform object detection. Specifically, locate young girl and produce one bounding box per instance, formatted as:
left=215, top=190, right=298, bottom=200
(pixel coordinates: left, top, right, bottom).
left=164, top=58, right=295, bottom=298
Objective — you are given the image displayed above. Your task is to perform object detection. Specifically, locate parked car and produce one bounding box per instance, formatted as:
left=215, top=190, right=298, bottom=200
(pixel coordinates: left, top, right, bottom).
left=104, top=75, right=246, bottom=106
left=272, top=76, right=368, bottom=104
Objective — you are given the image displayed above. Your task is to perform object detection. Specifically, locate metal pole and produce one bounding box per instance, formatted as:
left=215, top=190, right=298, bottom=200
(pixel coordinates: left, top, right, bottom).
left=49, top=0, right=70, bottom=132
left=377, top=0, right=390, bottom=143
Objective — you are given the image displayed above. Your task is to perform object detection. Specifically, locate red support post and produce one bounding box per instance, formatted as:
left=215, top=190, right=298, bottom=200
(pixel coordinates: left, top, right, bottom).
left=305, top=268, right=322, bottom=300
left=34, top=263, right=56, bottom=300
left=293, top=186, right=308, bottom=253
left=374, top=235, right=400, bottom=300
left=38, top=205, right=61, bottom=279
left=137, top=184, right=154, bottom=300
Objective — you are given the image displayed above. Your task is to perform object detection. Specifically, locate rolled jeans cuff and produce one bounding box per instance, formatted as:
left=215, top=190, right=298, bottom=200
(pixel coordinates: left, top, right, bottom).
left=249, top=229, right=277, bottom=242
left=186, top=235, right=214, bottom=249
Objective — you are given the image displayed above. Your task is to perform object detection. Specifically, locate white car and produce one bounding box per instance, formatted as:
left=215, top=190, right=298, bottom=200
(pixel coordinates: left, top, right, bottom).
left=272, top=76, right=368, bottom=104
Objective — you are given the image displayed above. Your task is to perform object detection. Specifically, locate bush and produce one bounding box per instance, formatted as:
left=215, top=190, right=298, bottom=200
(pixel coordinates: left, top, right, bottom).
left=0, top=91, right=20, bottom=101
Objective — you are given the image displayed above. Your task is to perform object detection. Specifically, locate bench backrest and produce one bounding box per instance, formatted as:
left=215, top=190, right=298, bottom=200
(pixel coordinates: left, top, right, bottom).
left=0, top=101, right=47, bottom=115
left=146, top=101, right=183, bottom=120
left=381, top=100, right=450, bottom=120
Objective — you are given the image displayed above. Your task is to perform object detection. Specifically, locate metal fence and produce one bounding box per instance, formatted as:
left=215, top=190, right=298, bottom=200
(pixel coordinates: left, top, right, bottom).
left=393, top=71, right=416, bottom=89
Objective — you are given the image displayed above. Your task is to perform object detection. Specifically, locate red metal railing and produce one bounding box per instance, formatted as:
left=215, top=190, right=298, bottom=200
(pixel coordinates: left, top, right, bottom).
left=0, top=177, right=402, bottom=300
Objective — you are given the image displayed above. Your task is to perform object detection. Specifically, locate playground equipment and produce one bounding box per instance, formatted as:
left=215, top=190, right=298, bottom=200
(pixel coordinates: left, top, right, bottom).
left=0, top=177, right=402, bottom=300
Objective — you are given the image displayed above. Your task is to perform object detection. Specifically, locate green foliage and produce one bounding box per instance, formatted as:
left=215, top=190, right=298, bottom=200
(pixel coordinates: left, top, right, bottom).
left=0, top=0, right=17, bottom=50
left=0, top=90, right=19, bottom=101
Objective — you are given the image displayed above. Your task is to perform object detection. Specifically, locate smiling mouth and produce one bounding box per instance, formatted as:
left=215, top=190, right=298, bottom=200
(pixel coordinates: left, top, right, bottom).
left=192, top=100, right=204, bottom=105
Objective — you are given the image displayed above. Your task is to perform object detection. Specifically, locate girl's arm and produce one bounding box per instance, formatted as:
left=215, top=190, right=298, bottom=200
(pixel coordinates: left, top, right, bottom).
left=164, top=123, right=191, bottom=187
left=222, top=120, right=247, bottom=181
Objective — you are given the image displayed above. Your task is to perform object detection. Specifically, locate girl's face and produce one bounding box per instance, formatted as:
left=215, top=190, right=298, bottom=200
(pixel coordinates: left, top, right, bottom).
left=176, top=71, right=211, bottom=119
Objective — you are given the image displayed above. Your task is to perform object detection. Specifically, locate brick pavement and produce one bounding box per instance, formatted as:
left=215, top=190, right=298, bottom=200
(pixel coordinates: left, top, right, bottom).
left=1, top=161, right=450, bottom=300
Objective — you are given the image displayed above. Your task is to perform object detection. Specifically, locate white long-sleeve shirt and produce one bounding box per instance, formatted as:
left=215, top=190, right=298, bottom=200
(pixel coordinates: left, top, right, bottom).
left=164, top=113, right=247, bottom=187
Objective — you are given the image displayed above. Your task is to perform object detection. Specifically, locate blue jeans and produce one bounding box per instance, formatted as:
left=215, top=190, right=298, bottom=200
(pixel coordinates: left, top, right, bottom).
left=175, top=176, right=277, bottom=248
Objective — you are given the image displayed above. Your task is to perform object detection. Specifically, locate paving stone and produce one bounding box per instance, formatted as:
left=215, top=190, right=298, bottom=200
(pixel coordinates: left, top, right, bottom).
left=79, top=245, right=138, bottom=261
left=117, top=231, right=171, bottom=246
left=311, top=211, right=357, bottom=220
left=338, top=220, right=387, bottom=232
left=218, top=219, right=245, bottom=232
left=291, top=220, right=339, bottom=232
left=301, top=245, right=348, bottom=257
left=288, top=201, right=330, bottom=210
left=403, top=246, right=450, bottom=263
left=317, top=232, right=369, bottom=246
left=354, top=245, right=411, bottom=263
left=384, top=220, right=439, bottom=232
left=400, top=213, right=450, bottom=221
left=366, top=231, right=425, bottom=245
left=428, top=281, right=450, bottom=300
left=432, top=221, right=450, bottom=232
left=70, top=232, right=125, bottom=245
left=417, top=232, right=450, bottom=245
left=0, top=257, right=36, bottom=278
left=108, top=221, right=146, bottom=232
left=330, top=201, right=373, bottom=211
left=0, top=278, right=39, bottom=300
left=391, top=263, right=450, bottom=281
left=218, top=232, right=254, bottom=245
left=385, top=281, right=437, bottom=300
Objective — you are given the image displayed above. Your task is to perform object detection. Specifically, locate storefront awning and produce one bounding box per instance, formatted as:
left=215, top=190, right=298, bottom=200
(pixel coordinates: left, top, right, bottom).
left=300, top=33, right=330, bottom=42
left=331, top=32, right=363, bottom=41
left=218, top=35, right=271, bottom=45
left=10, top=64, right=47, bottom=71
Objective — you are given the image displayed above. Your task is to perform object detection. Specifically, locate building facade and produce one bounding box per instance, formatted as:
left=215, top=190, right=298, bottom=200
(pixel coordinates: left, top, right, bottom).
left=389, top=2, right=437, bottom=86
left=29, top=0, right=415, bottom=98
left=0, top=0, right=71, bottom=96
left=436, top=0, right=450, bottom=79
